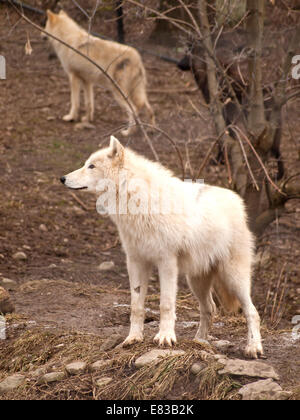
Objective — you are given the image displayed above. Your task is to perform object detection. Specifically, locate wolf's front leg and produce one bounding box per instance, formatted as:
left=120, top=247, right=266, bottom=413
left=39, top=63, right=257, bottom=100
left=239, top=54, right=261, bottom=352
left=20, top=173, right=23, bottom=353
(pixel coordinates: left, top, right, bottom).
left=82, top=81, right=94, bottom=122
left=63, top=73, right=81, bottom=122
left=122, top=257, right=151, bottom=347
left=154, top=257, right=178, bottom=347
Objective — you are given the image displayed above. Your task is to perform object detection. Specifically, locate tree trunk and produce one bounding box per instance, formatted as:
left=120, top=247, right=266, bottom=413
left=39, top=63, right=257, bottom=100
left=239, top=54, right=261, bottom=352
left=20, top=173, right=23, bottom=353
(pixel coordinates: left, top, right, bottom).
left=215, top=0, right=246, bottom=26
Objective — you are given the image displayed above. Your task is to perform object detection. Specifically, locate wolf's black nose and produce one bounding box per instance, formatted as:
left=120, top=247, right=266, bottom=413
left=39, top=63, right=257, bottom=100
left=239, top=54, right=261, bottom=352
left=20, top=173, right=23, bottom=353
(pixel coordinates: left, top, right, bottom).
left=60, top=176, right=66, bottom=184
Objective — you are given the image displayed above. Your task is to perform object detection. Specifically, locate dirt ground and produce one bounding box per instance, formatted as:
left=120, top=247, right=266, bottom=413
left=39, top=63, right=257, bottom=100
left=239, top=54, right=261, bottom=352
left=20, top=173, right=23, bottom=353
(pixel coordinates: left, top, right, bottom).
left=0, top=1, right=299, bottom=400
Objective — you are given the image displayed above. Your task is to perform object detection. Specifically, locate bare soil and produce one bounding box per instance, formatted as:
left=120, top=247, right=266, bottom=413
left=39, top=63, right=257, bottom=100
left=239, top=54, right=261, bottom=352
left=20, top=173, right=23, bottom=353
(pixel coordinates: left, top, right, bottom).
left=0, top=1, right=299, bottom=400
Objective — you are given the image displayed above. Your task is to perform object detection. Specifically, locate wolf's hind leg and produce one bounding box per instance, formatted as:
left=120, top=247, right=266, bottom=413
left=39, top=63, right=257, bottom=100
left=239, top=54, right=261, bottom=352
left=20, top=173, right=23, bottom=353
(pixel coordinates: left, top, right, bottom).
left=221, top=262, right=263, bottom=359
left=187, top=273, right=215, bottom=343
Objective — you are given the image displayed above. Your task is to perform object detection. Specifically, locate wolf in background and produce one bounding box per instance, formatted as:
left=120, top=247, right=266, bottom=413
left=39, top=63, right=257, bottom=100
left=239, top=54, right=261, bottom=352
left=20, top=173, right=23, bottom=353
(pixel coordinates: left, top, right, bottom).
left=44, top=10, right=154, bottom=135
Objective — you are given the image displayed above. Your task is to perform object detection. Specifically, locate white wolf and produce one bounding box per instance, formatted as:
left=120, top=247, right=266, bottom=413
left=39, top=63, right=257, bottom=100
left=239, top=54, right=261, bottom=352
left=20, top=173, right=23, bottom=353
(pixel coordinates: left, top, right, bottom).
left=61, top=136, right=263, bottom=359
left=44, top=10, right=154, bottom=136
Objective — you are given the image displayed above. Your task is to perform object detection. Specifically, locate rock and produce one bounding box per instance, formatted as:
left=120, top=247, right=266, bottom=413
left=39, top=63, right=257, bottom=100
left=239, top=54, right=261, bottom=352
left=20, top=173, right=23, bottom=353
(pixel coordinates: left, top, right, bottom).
left=12, top=251, right=27, bottom=261
left=216, top=358, right=227, bottom=366
left=193, top=338, right=210, bottom=346
left=135, top=349, right=186, bottom=368
left=90, top=360, right=111, bottom=372
left=191, top=362, right=206, bottom=375
left=29, top=367, right=47, bottom=379
left=218, top=359, right=280, bottom=380
left=0, top=286, right=15, bottom=314
left=199, top=350, right=215, bottom=362
left=98, top=261, right=115, bottom=271
left=39, top=224, right=48, bottom=232
left=212, top=340, right=232, bottom=351
left=37, top=371, right=66, bottom=385
left=65, top=361, right=87, bottom=375
left=100, top=334, right=123, bottom=351
left=0, top=374, right=26, bottom=394
left=75, top=121, right=96, bottom=130
left=0, top=278, right=17, bottom=290
left=213, top=354, right=228, bottom=362
left=95, top=377, right=113, bottom=387
left=238, top=379, right=293, bottom=400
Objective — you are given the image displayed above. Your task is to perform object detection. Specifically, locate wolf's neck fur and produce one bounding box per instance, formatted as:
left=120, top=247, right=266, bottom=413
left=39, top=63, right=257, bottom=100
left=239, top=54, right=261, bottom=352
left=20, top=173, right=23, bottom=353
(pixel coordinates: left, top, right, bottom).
left=51, top=15, right=89, bottom=47
left=123, top=149, right=175, bottom=183
left=105, top=149, right=184, bottom=226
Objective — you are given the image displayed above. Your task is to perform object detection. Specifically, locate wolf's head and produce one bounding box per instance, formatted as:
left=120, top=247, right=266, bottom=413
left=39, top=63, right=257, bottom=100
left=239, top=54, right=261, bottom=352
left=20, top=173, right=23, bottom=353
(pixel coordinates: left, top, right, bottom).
left=60, top=136, right=125, bottom=193
left=43, top=10, right=71, bottom=39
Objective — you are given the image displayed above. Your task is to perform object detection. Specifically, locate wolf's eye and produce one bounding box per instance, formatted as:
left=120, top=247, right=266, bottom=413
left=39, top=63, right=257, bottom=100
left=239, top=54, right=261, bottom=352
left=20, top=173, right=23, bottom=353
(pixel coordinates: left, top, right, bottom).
left=88, top=164, right=95, bottom=169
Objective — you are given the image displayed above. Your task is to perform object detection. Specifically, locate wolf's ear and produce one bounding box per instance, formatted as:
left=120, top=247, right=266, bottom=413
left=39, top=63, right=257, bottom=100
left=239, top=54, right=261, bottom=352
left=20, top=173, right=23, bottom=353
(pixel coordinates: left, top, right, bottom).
left=59, top=10, right=66, bottom=15
left=108, top=136, right=124, bottom=159
left=46, top=10, right=57, bottom=23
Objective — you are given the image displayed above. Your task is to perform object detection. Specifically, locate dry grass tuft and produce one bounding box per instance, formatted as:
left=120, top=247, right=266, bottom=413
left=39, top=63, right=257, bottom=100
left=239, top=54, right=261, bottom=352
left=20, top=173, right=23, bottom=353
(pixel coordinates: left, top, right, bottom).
left=0, top=328, right=241, bottom=400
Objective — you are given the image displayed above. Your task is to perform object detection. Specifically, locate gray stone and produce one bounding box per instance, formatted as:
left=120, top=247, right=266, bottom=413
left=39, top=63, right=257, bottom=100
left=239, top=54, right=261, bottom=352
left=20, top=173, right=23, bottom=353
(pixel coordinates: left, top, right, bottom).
left=0, top=374, right=26, bottom=394
left=12, top=252, right=27, bottom=261
left=213, top=354, right=228, bottom=362
left=0, top=278, right=17, bottom=290
left=0, top=286, right=15, bottom=314
left=218, top=359, right=280, bottom=380
left=212, top=340, right=232, bottom=351
left=29, top=367, right=47, bottom=379
left=39, top=224, right=48, bottom=232
left=135, top=349, right=185, bottom=368
left=238, top=379, right=293, bottom=400
left=90, top=360, right=111, bottom=372
left=95, top=377, right=113, bottom=387
left=65, top=361, right=87, bottom=375
left=37, top=371, right=66, bottom=384
left=98, top=261, right=115, bottom=271
left=191, top=362, right=206, bottom=375
left=193, top=338, right=210, bottom=346
left=75, top=122, right=96, bottom=130
left=198, top=350, right=215, bottom=361
left=100, top=334, right=123, bottom=351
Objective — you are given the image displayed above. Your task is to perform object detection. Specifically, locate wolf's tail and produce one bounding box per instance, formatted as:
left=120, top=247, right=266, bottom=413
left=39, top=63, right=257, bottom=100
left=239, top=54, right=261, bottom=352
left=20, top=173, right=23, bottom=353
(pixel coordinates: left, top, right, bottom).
left=213, top=275, right=241, bottom=314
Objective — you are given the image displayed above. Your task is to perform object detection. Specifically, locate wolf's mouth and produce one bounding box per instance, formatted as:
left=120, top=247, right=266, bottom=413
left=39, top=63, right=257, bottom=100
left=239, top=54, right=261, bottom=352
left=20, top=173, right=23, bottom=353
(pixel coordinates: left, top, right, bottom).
left=68, top=186, right=88, bottom=190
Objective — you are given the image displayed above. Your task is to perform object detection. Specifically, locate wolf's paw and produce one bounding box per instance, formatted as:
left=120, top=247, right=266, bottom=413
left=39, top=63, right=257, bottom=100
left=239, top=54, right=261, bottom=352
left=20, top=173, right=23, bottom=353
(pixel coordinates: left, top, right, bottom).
left=81, top=115, right=93, bottom=123
left=63, top=114, right=77, bottom=122
left=244, top=343, right=264, bottom=359
left=122, top=333, right=143, bottom=347
left=154, top=331, right=177, bottom=347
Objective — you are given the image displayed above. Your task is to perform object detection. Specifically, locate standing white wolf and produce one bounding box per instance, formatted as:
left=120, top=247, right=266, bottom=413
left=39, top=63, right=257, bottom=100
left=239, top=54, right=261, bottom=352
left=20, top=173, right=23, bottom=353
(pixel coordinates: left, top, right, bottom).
left=61, top=136, right=263, bottom=359
left=44, top=10, right=154, bottom=135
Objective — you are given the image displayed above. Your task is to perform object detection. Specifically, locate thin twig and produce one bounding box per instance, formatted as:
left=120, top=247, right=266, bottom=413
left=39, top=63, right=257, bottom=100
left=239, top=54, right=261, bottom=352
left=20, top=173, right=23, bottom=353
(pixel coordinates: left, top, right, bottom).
left=69, top=192, right=93, bottom=211
left=140, top=123, right=185, bottom=180
left=230, top=126, right=260, bottom=191
left=231, top=125, right=286, bottom=196
left=195, top=137, right=220, bottom=180
left=223, top=141, right=233, bottom=185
